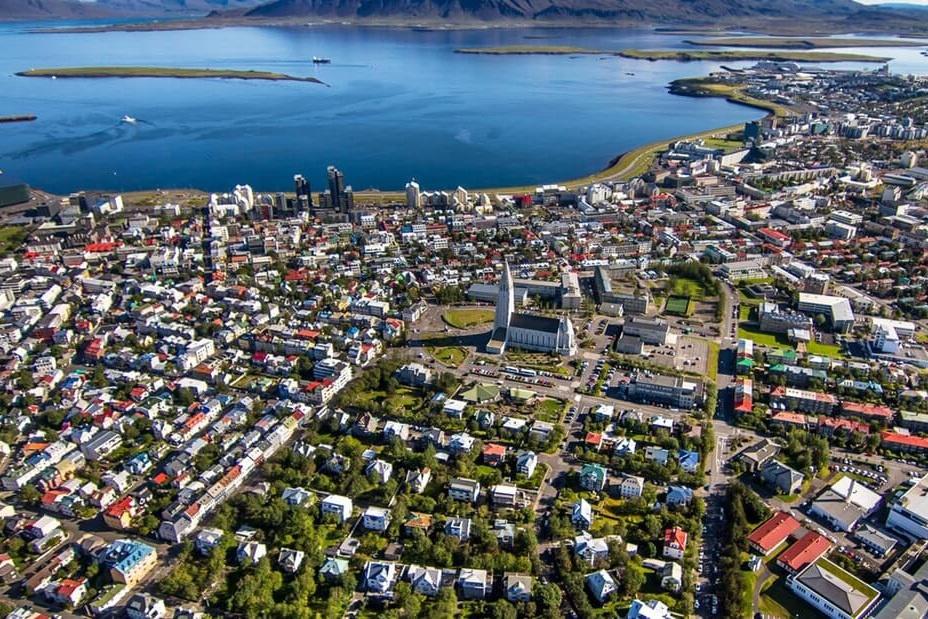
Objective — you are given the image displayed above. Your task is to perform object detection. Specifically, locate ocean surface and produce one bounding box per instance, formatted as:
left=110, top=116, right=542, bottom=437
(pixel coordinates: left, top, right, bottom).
left=0, top=23, right=926, bottom=194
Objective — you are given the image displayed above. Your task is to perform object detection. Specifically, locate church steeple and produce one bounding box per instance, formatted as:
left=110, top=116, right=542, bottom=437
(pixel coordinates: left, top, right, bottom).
left=495, top=260, right=514, bottom=332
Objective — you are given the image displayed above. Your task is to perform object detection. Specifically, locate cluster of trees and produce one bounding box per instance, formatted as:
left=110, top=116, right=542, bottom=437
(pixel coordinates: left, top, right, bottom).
left=718, top=482, right=770, bottom=618
left=664, top=261, right=720, bottom=297
left=779, top=429, right=830, bottom=476
left=158, top=490, right=358, bottom=617
left=400, top=525, right=538, bottom=575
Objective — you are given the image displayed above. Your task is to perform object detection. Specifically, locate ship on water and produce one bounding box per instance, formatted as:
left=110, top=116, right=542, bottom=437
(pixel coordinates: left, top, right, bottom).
left=312, top=56, right=331, bottom=64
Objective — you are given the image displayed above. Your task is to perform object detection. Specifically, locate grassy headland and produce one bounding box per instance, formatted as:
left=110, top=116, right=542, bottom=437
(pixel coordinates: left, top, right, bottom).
left=669, top=77, right=792, bottom=117
left=455, top=46, right=889, bottom=62
left=685, top=36, right=927, bottom=49
left=16, top=67, right=324, bottom=84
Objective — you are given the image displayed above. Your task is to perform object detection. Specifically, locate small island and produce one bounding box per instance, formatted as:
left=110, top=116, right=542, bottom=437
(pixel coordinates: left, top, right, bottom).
left=455, top=46, right=890, bottom=63
left=0, top=114, right=37, bottom=124
left=16, top=67, right=325, bottom=84
left=455, top=45, right=609, bottom=56
left=685, top=36, right=927, bottom=49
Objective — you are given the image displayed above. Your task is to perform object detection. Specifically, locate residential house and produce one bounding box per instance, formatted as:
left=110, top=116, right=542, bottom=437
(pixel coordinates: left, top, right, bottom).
left=666, top=485, right=693, bottom=507
left=445, top=517, right=472, bottom=541
left=619, top=475, right=645, bottom=499
left=516, top=451, right=538, bottom=477
left=363, top=506, right=392, bottom=532
left=278, top=548, right=305, bottom=574
left=448, top=478, right=480, bottom=503
left=407, top=564, right=443, bottom=597
left=320, top=494, right=353, bottom=523
left=760, top=460, right=804, bottom=495
left=364, top=561, right=398, bottom=594
left=569, top=497, right=593, bottom=529
left=504, top=573, right=533, bottom=603
left=579, top=463, right=607, bottom=492
left=663, top=527, right=687, bottom=560
left=585, top=569, right=617, bottom=603
left=458, top=568, right=489, bottom=600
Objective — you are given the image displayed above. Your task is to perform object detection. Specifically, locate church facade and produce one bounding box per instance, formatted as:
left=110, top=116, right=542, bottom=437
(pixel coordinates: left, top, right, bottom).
left=487, top=262, right=577, bottom=356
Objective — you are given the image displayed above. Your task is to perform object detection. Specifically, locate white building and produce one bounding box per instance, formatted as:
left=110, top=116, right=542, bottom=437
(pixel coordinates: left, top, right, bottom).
left=320, top=495, right=353, bottom=523
left=487, top=261, right=576, bottom=356
left=787, top=558, right=879, bottom=619
left=887, top=473, right=928, bottom=539
left=620, top=475, right=645, bottom=499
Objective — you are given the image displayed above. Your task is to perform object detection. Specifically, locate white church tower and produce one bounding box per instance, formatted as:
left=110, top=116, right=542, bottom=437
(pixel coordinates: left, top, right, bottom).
left=494, top=261, right=514, bottom=332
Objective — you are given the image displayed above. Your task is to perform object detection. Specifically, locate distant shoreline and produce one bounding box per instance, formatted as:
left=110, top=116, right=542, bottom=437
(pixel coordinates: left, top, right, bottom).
left=455, top=46, right=892, bottom=63
left=685, top=36, right=928, bottom=49
left=16, top=66, right=325, bottom=84
left=22, top=17, right=928, bottom=38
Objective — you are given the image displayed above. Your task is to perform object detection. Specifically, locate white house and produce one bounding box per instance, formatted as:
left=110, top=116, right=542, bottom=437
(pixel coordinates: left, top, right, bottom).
left=585, top=569, right=617, bottom=603
left=516, top=451, right=538, bottom=477
left=364, top=561, right=398, bottom=594
left=407, top=564, right=442, bottom=597
left=572, top=499, right=593, bottom=530
left=620, top=475, right=645, bottom=499
left=362, top=506, right=392, bottom=532
left=320, top=494, right=353, bottom=523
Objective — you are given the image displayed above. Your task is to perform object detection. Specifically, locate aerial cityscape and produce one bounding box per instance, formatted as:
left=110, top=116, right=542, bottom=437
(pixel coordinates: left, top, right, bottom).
left=4, top=0, right=928, bottom=618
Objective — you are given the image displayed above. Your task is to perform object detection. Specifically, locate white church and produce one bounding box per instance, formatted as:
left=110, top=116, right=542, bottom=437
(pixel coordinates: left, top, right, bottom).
left=487, top=261, right=577, bottom=356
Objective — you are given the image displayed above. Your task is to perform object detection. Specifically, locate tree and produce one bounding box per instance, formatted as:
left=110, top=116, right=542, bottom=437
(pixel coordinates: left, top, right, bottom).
left=20, top=484, right=41, bottom=506
left=136, top=514, right=160, bottom=537
left=432, top=587, right=458, bottom=619
left=535, top=583, right=562, bottom=619
left=621, top=561, right=645, bottom=598
left=491, top=600, right=517, bottom=619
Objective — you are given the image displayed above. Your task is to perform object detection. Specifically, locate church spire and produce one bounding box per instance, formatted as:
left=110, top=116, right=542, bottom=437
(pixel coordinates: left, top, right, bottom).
left=495, top=260, right=514, bottom=332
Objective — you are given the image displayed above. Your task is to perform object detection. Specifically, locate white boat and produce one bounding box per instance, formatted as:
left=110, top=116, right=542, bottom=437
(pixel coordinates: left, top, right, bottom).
left=312, top=56, right=331, bottom=64
left=121, top=115, right=137, bottom=124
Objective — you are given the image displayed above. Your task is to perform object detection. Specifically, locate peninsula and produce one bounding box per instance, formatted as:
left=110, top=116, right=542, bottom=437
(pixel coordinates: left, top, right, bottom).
left=15, top=67, right=324, bottom=84
left=685, top=36, right=928, bottom=49
left=618, top=49, right=890, bottom=63
left=454, top=46, right=891, bottom=63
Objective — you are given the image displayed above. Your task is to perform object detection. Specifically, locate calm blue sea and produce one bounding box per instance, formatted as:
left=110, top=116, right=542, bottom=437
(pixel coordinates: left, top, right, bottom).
left=1, top=23, right=925, bottom=193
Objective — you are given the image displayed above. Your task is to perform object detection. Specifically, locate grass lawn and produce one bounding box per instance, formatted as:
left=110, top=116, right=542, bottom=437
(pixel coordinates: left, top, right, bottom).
left=428, top=346, right=469, bottom=367
left=738, top=324, right=790, bottom=347
left=0, top=226, right=27, bottom=257
left=702, top=136, right=746, bottom=152
left=665, top=295, right=693, bottom=317
left=352, top=385, right=424, bottom=414
left=742, top=567, right=757, bottom=618
left=517, top=463, right=549, bottom=490
left=759, top=575, right=810, bottom=619
left=443, top=308, right=496, bottom=329
left=805, top=340, right=845, bottom=358
left=707, top=340, right=720, bottom=382
left=670, top=276, right=707, bottom=300
left=536, top=397, right=566, bottom=422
